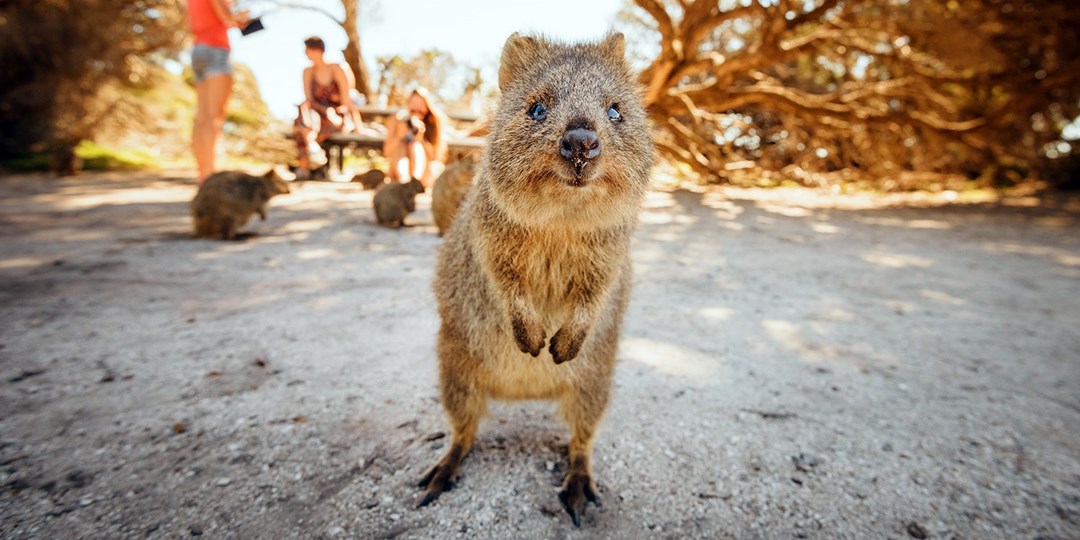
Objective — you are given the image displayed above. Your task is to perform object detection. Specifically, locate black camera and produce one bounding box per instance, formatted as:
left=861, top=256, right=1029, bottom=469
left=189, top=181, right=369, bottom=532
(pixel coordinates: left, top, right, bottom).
left=240, top=17, right=264, bottom=36
left=403, top=116, right=424, bottom=143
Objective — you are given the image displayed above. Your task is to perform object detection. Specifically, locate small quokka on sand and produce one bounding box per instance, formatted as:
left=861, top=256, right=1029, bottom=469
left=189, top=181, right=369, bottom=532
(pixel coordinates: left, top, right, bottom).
left=373, top=178, right=424, bottom=228
left=417, top=33, right=653, bottom=527
left=353, top=168, right=387, bottom=190
left=190, top=169, right=291, bottom=240
left=431, top=153, right=478, bottom=236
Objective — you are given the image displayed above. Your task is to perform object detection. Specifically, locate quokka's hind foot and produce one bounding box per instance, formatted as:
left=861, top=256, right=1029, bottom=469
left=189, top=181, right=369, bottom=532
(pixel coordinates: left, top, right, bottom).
left=417, top=325, right=483, bottom=508
left=415, top=442, right=468, bottom=508
left=558, top=387, right=608, bottom=527
left=558, top=471, right=601, bottom=527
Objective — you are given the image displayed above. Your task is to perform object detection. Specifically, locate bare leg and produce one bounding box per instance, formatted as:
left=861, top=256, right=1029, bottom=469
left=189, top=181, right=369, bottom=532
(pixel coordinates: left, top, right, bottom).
left=193, top=74, right=233, bottom=184
left=406, top=140, right=428, bottom=181
left=294, top=125, right=313, bottom=174
left=393, top=156, right=411, bottom=183
left=385, top=142, right=401, bottom=181
left=417, top=325, right=486, bottom=507
left=212, top=77, right=231, bottom=171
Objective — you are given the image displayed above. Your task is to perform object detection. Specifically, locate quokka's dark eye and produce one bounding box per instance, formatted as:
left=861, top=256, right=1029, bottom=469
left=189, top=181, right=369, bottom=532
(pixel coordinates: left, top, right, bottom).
left=607, top=104, right=622, bottom=122
left=527, top=102, right=548, bottom=121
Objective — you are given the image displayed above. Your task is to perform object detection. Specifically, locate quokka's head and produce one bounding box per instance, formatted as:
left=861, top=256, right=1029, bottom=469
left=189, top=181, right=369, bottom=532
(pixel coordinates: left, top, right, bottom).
left=486, top=33, right=654, bottom=229
left=261, top=169, right=292, bottom=197
left=406, top=178, right=426, bottom=195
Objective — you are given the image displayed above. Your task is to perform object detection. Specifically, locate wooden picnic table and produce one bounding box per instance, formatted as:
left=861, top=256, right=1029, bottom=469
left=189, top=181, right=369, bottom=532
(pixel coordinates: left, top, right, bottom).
left=356, top=105, right=480, bottom=124
left=288, top=104, right=485, bottom=176
left=320, top=131, right=485, bottom=174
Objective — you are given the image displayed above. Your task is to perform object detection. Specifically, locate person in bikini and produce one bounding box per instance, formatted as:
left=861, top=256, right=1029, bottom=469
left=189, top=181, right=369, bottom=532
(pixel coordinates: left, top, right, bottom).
left=292, top=36, right=365, bottom=179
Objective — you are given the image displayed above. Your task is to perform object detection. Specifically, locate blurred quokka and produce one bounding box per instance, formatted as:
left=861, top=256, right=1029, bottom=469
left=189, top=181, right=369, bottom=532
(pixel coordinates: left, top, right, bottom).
left=418, top=33, right=653, bottom=527
left=431, top=153, right=478, bottom=236
left=353, top=168, right=387, bottom=190
left=373, top=178, right=424, bottom=228
left=190, top=169, right=290, bottom=240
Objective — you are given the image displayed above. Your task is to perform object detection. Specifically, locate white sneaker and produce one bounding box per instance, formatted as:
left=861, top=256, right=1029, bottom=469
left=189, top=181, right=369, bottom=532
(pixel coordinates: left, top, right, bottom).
left=307, top=141, right=328, bottom=167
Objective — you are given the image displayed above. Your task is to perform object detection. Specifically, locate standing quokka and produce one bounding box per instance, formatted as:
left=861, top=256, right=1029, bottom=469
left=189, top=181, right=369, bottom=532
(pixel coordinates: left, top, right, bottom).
left=190, top=169, right=290, bottom=240
left=419, top=33, right=653, bottom=527
left=373, top=178, right=425, bottom=228
left=431, top=153, right=478, bottom=236
left=353, top=168, right=387, bottom=190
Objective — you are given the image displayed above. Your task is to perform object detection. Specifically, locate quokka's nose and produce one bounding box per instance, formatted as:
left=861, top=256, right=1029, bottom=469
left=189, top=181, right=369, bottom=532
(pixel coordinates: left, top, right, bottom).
left=560, top=128, right=601, bottom=162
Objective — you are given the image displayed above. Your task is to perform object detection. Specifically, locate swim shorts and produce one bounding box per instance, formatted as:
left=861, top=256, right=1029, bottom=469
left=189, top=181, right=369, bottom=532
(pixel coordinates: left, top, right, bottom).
left=191, top=44, right=233, bottom=82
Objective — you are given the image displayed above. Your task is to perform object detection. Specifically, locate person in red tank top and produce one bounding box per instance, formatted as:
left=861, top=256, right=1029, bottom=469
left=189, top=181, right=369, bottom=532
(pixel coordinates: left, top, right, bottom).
left=187, top=0, right=248, bottom=184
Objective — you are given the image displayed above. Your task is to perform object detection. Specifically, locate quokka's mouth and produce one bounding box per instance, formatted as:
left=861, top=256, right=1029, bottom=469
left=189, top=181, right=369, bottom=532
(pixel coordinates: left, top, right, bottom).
left=559, top=158, right=598, bottom=187
left=572, top=157, right=588, bottom=176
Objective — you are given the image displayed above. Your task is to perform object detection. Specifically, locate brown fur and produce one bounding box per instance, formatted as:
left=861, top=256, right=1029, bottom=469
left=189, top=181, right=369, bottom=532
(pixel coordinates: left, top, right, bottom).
left=190, top=169, right=291, bottom=240
left=373, top=178, right=424, bottom=227
left=431, top=153, right=479, bottom=236
left=352, top=169, right=387, bottom=190
left=418, top=33, right=653, bottom=527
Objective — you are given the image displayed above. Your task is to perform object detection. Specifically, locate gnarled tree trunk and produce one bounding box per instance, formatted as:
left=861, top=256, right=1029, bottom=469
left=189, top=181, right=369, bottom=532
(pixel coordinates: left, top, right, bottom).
left=340, top=1, right=372, bottom=100
left=259, top=1, right=373, bottom=100
left=630, top=0, right=1080, bottom=188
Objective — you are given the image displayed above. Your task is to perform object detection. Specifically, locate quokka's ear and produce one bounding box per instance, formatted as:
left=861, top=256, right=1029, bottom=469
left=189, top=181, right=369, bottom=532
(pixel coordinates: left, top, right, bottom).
left=603, top=32, right=626, bottom=60
left=499, top=33, right=547, bottom=92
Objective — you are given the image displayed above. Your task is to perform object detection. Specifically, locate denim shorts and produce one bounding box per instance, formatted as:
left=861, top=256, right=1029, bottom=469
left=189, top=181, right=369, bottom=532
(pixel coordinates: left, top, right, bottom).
left=191, top=44, right=233, bottom=82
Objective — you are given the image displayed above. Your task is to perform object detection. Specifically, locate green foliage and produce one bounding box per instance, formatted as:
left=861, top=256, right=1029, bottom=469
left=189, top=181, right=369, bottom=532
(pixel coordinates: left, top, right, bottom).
left=0, top=0, right=186, bottom=156
left=224, top=65, right=273, bottom=127
left=0, top=153, right=51, bottom=173
left=0, top=59, right=289, bottom=173
left=75, top=141, right=157, bottom=170
left=0, top=141, right=154, bottom=172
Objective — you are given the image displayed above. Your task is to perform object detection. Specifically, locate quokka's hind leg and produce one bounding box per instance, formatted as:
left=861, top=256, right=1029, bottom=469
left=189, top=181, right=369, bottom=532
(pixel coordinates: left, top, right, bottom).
left=192, top=216, right=209, bottom=238
left=417, top=325, right=486, bottom=507
left=558, top=362, right=613, bottom=527
left=220, top=218, right=238, bottom=240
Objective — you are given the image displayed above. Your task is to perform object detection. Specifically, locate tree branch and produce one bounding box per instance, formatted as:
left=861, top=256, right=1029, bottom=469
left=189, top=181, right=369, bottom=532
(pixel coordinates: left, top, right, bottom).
left=257, top=1, right=343, bottom=25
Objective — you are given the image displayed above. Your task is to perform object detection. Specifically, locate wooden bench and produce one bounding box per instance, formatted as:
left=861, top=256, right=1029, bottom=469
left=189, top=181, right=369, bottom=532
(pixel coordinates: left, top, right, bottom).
left=321, top=132, right=485, bottom=175
left=288, top=104, right=485, bottom=177
left=355, top=105, right=480, bottom=124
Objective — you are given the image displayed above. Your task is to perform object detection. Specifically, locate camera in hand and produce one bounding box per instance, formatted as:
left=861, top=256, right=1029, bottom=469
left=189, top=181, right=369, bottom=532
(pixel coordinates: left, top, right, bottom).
left=240, top=17, right=264, bottom=36
left=403, top=116, right=424, bottom=143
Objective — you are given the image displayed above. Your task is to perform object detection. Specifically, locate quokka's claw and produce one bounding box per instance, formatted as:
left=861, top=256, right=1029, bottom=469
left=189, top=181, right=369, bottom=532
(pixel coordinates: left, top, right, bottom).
left=558, top=473, right=600, bottom=527
left=416, top=463, right=456, bottom=508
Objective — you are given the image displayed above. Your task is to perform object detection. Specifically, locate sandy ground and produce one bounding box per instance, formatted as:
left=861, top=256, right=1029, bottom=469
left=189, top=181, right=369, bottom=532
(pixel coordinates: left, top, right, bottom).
left=0, top=171, right=1078, bottom=539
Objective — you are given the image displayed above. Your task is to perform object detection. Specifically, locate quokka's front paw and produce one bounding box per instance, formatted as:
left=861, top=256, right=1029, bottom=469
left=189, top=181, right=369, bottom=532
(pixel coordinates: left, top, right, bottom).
left=549, top=326, right=586, bottom=364
left=511, top=313, right=546, bottom=357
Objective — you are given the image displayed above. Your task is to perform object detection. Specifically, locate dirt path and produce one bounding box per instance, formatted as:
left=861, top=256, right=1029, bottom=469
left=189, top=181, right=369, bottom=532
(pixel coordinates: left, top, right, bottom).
left=1, top=172, right=1078, bottom=539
